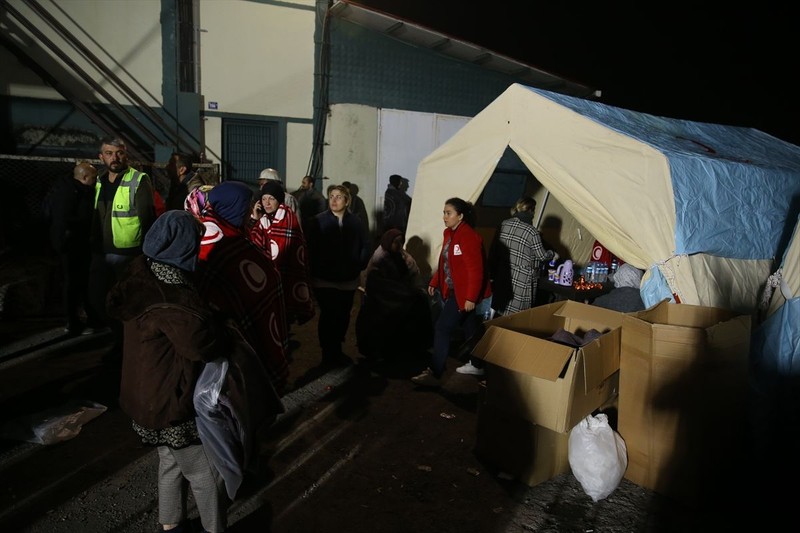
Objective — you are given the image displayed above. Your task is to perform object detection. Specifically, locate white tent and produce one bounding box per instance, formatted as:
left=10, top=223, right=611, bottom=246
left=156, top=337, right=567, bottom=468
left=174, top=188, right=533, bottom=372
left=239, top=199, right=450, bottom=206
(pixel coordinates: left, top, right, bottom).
left=405, top=83, right=800, bottom=312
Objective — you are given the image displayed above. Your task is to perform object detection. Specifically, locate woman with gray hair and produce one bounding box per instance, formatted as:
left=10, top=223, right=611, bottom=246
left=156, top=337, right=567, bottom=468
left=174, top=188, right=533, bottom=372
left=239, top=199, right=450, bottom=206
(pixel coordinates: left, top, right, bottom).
left=107, top=210, right=231, bottom=533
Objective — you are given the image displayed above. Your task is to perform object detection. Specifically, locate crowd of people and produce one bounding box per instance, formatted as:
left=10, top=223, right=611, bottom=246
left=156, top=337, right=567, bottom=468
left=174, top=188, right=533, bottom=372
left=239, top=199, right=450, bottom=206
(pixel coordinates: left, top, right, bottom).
left=43, top=135, right=642, bottom=532
left=43, top=136, right=427, bottom=533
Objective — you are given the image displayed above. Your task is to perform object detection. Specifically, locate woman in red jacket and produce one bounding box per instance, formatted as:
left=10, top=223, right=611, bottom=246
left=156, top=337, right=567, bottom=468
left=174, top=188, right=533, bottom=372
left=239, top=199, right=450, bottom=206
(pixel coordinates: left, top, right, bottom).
left=412, top=197, right=491, bottom=387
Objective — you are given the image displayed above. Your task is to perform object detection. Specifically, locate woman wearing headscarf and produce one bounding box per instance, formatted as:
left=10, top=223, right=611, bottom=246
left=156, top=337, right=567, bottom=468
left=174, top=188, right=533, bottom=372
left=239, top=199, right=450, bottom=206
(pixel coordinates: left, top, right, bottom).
left=305, top=184, right=371, bottom=366
left=356, top=229, right=432, bottom=360
left=247, top=180, right=315, bottom=326
left=186, top=181, right=290, bottom=394
left=107, top=210, right=230, bottom=533
left=412, top=197, right=491, bottom=387
left=592, top=263, right=645, bottom=312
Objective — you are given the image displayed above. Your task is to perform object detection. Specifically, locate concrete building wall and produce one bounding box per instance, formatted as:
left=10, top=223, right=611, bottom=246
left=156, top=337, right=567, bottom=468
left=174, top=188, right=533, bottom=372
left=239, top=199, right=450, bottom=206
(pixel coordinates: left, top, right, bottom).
left=199, top=0, right=315, bottom=190
left=324, top=103, right=379, bottom=230
left=1, top=0, right=557, bottom=198
left=200, top=0, right=315, bottom=117
left=3, top=0, right=163, bottom=105
left=285, top=121, right=313, bottom=190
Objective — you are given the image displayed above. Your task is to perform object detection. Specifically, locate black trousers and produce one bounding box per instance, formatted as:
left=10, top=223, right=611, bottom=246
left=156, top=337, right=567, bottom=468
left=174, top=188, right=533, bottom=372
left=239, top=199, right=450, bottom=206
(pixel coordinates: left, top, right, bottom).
left=88, top=252, right=135, bottom=349
left=59, top=249, right=94, bottom=330
left=314, top=286, right=355, bottom=360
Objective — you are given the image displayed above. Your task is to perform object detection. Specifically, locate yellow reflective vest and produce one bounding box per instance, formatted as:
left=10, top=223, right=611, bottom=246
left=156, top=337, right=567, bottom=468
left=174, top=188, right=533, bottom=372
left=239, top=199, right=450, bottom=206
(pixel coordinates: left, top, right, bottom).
left=94, top=167, right=147, bottom=249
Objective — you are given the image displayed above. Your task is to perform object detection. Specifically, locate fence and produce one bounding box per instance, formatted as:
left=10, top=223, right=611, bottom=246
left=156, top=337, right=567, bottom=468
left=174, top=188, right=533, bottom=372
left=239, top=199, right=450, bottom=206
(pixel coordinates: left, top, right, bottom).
left=0, top=154, right=219, bottom=254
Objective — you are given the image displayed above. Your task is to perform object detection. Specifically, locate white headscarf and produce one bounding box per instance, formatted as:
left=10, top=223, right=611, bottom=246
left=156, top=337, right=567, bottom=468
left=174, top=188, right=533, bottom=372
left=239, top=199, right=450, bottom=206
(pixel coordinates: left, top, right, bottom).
left=610, top=263, right=644, bottom=289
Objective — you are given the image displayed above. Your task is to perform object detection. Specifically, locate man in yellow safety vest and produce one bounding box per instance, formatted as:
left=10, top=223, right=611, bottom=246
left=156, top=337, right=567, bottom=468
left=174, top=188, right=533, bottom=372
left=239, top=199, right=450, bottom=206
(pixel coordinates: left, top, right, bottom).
left=88, top=136, right=157, bottom=345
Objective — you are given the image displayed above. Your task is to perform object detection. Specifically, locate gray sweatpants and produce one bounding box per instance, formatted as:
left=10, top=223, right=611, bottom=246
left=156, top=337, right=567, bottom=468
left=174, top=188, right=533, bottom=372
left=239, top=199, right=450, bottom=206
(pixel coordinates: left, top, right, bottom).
left=157, top=444, right=227, bottom=532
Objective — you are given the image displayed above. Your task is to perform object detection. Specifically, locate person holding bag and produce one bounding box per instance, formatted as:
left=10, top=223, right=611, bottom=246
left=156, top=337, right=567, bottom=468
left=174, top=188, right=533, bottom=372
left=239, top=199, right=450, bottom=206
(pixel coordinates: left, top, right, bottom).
left=107, top=210, right=230, bottom=533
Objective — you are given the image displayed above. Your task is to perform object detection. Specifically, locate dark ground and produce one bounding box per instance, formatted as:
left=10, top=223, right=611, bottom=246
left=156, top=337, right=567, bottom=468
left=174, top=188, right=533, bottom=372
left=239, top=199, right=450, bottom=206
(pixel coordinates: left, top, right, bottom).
left=0, top=249, right=789, bottom=532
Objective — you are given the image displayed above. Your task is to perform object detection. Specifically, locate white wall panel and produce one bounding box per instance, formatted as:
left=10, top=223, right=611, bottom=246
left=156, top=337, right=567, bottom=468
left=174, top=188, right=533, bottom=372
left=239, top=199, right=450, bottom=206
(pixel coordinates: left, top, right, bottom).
left=199, top=0, right=315, bottom=118
left=376, top=109, right=468, bottom=207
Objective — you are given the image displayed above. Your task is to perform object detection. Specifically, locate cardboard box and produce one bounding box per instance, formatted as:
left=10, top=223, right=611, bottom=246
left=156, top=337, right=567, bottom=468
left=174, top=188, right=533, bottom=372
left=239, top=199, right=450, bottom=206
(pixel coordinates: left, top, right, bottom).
left=471, top=300, right=624, bottom=433
left=618, top=300, right=751, bottom=506
left=474, top=398, right=570, bottom=487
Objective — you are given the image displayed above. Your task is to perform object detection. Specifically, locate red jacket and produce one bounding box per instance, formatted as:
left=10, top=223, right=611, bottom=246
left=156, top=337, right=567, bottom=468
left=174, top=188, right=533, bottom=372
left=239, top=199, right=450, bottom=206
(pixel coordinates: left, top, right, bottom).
left=429, top=222, right=491, bottom=311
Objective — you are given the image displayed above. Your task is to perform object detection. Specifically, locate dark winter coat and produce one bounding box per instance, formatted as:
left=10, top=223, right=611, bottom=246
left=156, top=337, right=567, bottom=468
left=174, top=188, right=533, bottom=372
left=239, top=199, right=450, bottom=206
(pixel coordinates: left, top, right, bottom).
left=382, top=185, right=411, bottom=233
left=45, top=174, right=95, bottom=253
left=356, top=249, right=433, bottom=358
left=107, top=255, right=228, bottom=430
left=306, top=210, right=371, bottom=283
left=348, top=193, right=370, bottom=234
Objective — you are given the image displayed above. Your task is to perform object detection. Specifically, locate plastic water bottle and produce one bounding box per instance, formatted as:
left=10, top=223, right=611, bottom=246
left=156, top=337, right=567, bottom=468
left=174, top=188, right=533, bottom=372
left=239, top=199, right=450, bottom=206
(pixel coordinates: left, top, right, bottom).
left=585, top=262, right=595, bottom=283
left=610, top=258, right=619, bottom=276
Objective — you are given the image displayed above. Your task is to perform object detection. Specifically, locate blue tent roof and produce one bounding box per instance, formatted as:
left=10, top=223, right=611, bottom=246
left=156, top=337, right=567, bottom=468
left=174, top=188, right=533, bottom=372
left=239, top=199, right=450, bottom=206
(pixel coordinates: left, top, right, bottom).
left=536, top=88, right=800, bottom=261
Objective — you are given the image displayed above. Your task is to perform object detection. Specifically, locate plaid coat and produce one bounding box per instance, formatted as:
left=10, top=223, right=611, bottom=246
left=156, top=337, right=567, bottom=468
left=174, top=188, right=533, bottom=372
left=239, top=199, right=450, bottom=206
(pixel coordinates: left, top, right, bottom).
left=490, top=215, right=553, bottom=315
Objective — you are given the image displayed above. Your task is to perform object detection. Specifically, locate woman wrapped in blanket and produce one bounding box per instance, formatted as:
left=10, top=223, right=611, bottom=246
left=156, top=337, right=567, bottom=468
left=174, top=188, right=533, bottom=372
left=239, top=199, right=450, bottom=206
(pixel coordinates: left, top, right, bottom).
left=246, top=179, right=315, bottom=326
left=185, top=182, right=290, bottom=394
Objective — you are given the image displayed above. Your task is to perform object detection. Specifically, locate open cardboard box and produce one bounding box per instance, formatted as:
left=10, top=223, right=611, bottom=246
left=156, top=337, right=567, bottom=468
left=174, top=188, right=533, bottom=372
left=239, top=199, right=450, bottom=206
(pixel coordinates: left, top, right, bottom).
left=471, top=300, right=624, bottom=433
left=474, top=398, right=571, bottom=487
left=618, top=299, right=751, bottom=506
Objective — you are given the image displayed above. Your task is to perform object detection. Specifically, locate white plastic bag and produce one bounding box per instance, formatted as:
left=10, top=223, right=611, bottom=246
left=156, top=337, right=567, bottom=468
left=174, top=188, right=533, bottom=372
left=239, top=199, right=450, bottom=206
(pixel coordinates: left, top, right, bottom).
left=568, top=413, right=627, bottom=502
left=194, top=358, right=244, bottom=501
left=0, top=400, right=107, bottom=445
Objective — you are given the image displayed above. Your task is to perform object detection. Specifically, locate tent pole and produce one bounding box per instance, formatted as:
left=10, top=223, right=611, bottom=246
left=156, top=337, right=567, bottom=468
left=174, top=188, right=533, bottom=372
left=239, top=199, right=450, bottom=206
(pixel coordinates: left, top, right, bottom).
left=536, top=190, right=550, bottom=229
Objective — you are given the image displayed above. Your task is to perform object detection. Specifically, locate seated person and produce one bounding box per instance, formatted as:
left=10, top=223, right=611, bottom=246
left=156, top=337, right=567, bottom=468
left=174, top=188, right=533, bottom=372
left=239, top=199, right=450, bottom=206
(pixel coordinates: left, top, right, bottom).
left=356, top=229, right=433, bottom=360
left=592, top=263, right=646, bottom=313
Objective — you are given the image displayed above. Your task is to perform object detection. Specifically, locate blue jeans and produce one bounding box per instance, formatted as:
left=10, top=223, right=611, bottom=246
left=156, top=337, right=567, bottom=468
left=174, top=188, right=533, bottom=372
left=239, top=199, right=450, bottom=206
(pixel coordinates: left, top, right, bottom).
left=431, top=295, right=480, bottom=378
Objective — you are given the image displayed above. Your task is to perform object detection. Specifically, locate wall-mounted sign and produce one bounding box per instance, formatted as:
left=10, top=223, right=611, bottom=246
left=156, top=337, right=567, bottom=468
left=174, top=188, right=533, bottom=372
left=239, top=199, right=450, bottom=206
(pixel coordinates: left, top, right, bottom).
left=208, top=101, right=219, bottom=110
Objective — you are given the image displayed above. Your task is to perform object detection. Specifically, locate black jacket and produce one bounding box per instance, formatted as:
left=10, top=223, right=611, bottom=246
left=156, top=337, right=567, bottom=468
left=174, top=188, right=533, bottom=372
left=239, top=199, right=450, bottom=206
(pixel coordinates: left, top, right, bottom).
left=45, top=174, right=95, bottom=253
left=307, top=210, right=370, bottom=282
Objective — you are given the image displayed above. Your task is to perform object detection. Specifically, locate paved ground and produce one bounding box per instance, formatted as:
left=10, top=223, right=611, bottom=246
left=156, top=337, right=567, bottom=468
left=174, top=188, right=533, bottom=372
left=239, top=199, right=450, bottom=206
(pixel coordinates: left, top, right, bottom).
left=0, top=251, right=791, bottom=532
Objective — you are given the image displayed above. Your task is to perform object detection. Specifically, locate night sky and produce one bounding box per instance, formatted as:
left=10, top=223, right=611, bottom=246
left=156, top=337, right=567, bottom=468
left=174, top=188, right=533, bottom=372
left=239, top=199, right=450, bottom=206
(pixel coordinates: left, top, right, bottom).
left=356, top=2, right=799, bottom=146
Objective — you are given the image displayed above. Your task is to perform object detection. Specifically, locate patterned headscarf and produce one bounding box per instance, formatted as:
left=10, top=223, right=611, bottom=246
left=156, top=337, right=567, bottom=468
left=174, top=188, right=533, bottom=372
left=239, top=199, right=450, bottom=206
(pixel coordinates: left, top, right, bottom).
left=184, top=184, right=215, bottom=219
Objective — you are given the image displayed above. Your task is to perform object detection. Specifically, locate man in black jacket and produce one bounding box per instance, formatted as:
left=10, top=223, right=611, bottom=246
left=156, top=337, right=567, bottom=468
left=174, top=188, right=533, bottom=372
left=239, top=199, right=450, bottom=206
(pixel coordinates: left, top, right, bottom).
left=45, top=160, right=100, bottom=334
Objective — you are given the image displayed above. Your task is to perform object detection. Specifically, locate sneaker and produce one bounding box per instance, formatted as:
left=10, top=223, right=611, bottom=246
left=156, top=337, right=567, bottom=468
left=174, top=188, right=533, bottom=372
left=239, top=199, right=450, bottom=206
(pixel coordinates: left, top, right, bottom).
left=456, top=361, right=485, bottom=376
left=411, top=368, right=441, bottom=387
